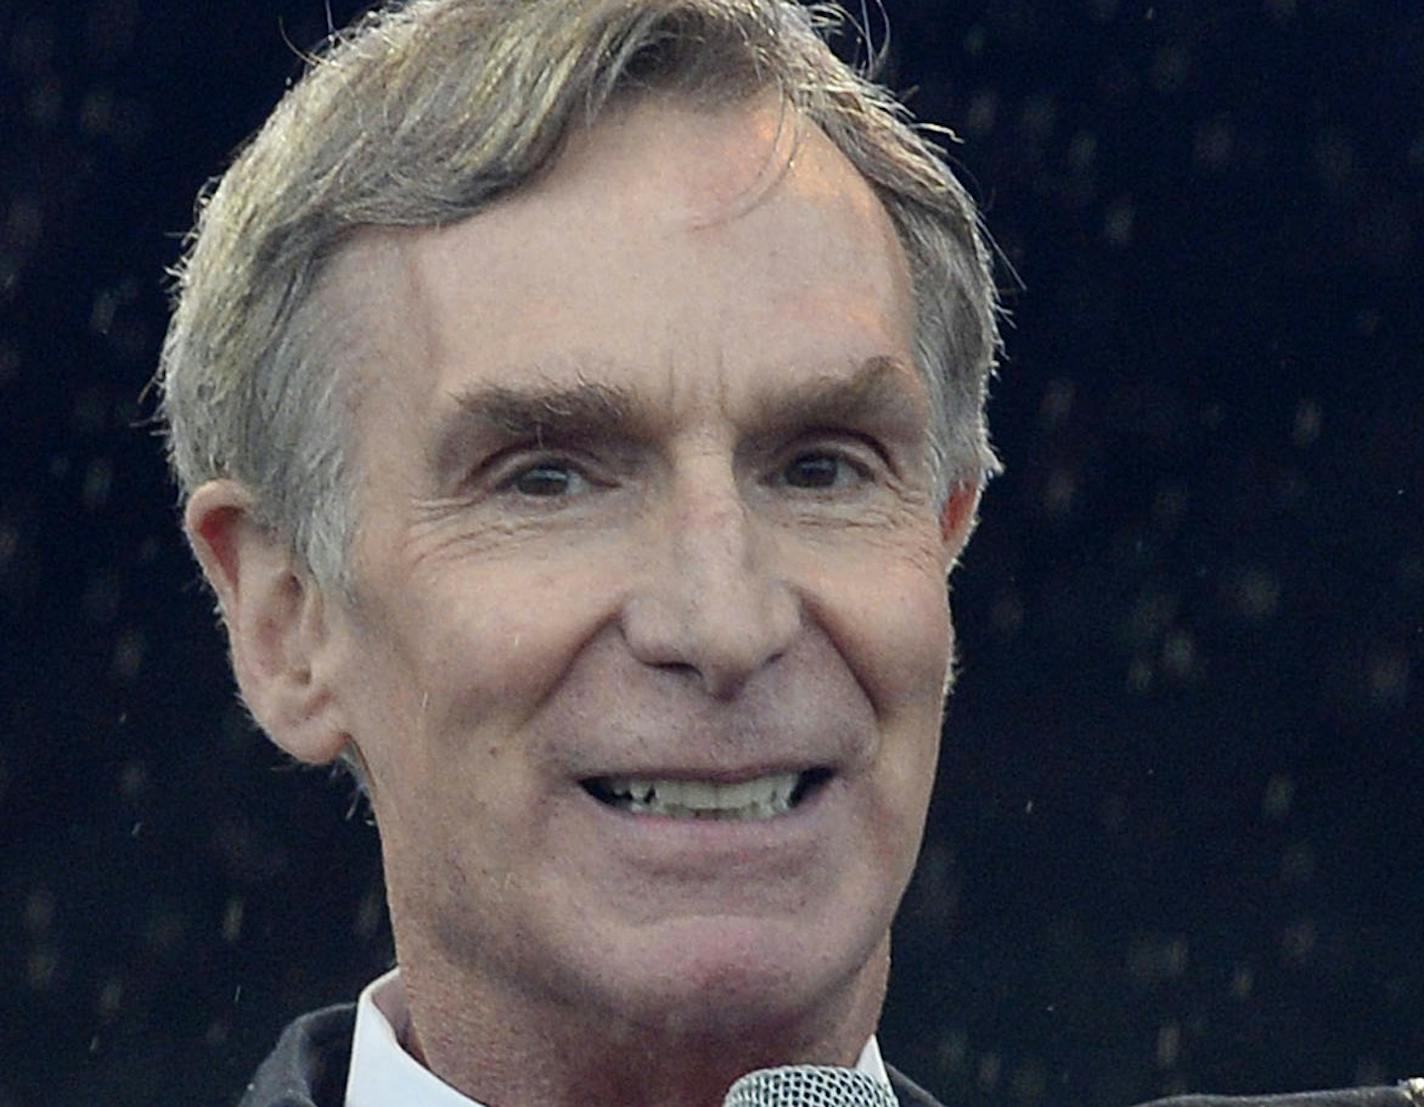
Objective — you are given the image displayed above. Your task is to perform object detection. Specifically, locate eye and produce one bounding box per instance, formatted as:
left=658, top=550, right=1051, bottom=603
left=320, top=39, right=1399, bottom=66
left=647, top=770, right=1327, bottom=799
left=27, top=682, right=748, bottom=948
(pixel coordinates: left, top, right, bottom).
left=779, top=451, right=868, bottom=490
left=502, top=459, right=589, bottom=498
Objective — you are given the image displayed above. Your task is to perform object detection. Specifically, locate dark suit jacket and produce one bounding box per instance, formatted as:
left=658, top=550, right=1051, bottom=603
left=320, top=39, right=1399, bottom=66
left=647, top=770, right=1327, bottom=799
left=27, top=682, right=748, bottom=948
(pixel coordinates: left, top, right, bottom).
left=236, top=1004, right=1421, bottom=1107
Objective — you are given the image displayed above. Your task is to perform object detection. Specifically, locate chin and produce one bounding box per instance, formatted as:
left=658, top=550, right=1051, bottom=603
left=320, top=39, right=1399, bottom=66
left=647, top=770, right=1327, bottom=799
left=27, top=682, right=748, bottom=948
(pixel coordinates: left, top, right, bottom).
left=587, top=914, right=886, bottom=1044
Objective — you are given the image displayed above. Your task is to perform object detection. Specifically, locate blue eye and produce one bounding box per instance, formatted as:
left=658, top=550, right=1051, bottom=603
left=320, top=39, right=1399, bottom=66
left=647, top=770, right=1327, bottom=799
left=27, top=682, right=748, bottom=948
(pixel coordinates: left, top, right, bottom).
left=783, top=453, right=854, bottom=489
left=508, top=461, right=585, bottom=497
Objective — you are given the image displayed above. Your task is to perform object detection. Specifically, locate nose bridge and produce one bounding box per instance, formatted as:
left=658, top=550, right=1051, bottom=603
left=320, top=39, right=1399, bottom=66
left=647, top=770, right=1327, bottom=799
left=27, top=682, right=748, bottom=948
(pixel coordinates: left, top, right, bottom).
left=624, top=456, right=798, bottom=697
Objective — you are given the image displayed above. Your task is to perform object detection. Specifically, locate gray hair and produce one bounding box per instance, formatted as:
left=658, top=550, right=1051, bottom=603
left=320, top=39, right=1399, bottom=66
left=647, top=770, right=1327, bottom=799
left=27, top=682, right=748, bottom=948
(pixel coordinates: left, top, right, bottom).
left=158, top=0, right=1002, bottom=792
left=158, top=0, right=1002, bottom=595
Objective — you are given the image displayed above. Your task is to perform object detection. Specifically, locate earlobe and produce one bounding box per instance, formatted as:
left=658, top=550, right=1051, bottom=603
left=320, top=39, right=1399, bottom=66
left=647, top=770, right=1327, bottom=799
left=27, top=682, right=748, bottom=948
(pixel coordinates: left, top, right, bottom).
left=184, top=480, right=351, bottom=765
left=938, top=480, right=983, bottom=563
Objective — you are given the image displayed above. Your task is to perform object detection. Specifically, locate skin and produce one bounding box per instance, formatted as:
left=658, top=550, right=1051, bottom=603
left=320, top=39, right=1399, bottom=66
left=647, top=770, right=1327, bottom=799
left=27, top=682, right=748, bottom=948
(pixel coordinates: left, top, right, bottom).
left=188, top=95, right=980, bottom=1107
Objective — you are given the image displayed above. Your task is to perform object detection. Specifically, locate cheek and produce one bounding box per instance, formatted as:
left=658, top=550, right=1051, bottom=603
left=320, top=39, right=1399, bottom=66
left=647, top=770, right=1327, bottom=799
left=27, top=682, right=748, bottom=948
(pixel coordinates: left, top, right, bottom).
left=363, top=558, right=621, bottom=757
left=817, top=544, right=953, bottom=723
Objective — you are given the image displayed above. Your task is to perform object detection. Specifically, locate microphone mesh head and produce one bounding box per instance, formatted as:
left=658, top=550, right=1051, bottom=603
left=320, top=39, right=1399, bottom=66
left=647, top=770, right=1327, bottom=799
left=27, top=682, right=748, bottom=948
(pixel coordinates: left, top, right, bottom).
left=724, top=1065, right=898, bottom=1107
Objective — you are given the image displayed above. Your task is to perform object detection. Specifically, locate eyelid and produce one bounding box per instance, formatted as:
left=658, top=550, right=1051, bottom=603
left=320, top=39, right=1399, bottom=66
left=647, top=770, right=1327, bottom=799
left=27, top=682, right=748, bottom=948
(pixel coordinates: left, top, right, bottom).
left=786, top=430, right=890, bottom=471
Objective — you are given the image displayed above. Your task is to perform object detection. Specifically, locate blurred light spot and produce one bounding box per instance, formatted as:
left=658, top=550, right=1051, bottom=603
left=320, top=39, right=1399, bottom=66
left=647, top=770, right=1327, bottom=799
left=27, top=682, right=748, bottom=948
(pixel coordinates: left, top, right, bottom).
left=1087, top=0, right=1120, bottom=21
left=1068, top=131, right=1098, bottom=172
left=1100, top=794, right=1127, bottom=831
left=977, top=1053, right=1002, bottom=1092
left=991, top=591, right=1025, bottom=641
left=82, top=458, right=114, bottom=511
left=0, top=524, right=17, bottom=575
left=1354, top=308, right=1381, bottom=337
left=938, top=1030, right=969, bottom=1073
left=72, top=386, right=107, bottom=433
left=26, top=77, right=64, bottom=129
left=1039, top=378, right=1075, bottom=430
left=5, top=198, right=43, bottom=250
left=205, top=1019, right=230, bottom=1047
left=144, top=909, right=188, bottom=952
left=1041, top=467, right=1079, bottom=518
left=1151, top=47, right=1190, bottom=94
left=96, top=977, right=124, bottom=1018
left=1127, top=590, right=1177, bottom=645
left=1155, top=1023, right=1181, bottom=1069
left=1128, top=934, right=1189, bottom=985
left=1127, top=657, right=1154, bottom=694
left=1195, top=119, right=1234, bottom=168
left=24, top=890, right=55, bottom=933
left=1292, top=399, right=1322, bottom=447
left=1231, top=965, right=1254, bottom=998
left=1281, top=919, right=1316, bottom=961
left=1276, top=470, right=1306, bottom=507
left=1409, top=132, right=1424, bottom=168
left=83, top=573, right=121, bottom=625
left=1152, top=486, right=1187, bottom=529
left=0, top=248, right=24, bottom=300
left=91, top=291, right=119, bottom=336
left=111, top=628, right=147, bottom=682
left=1315, top=132, right=1354, bottom=188
left=1104, top=203, right=1135, bottom=247
left=966, top=91, right=998, bottom=136
left=221, top=897, right=245, bottom=943
left=118, top=760, right=148, bottom=800
left=1398, top=552, right=1423, bottom=593
left=355, top=886, right=385, bottom=940
left=26, top=948, right=58, bottom=991
left=79, top=89, right=116, bottom=137
left=1224, top=564, right=1281, bottom=622
left=1020, top=94, right=1058, bottom=142
left=963, top=26, right=987, bottom=56
left=1367, top=649, right=1410, bottom=709
left=1010, top=1059, right=1047, bottom=1104
left=1281, top=842, right=1315, bottom=885
left=1162, top=630, right=1198, bottom=682
left=1262, top=774, right=1295, bottom=821
left=1265, top=0, right=1297, bottom=19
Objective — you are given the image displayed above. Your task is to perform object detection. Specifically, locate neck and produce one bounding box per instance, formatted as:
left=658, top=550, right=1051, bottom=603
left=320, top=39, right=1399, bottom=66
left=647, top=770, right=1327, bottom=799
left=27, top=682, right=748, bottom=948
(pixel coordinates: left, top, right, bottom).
left=398, top=940, right=891, bottom=1107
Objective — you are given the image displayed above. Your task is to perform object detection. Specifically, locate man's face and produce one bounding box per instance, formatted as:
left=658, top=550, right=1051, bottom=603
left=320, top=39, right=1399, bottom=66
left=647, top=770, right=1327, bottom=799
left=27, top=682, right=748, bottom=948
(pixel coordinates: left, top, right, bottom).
left=325, top=97, right=967, bottom=1050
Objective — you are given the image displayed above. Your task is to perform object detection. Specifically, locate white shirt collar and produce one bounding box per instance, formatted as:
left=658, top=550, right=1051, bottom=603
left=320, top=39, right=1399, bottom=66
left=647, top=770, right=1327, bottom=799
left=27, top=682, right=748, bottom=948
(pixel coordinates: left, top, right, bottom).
left=344, top=967, right=891, bottom=1106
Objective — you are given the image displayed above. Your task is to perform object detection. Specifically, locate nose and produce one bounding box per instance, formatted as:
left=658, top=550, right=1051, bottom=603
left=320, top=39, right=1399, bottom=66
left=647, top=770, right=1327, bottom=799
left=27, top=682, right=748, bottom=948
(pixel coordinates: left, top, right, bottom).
left=621, top=466, right=799, bottom=699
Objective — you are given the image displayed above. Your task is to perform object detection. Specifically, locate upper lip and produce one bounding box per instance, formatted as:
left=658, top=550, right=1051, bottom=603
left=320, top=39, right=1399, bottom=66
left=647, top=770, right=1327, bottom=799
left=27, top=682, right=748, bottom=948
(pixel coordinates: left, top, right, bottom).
left=577, top=763, right=830, bottom=785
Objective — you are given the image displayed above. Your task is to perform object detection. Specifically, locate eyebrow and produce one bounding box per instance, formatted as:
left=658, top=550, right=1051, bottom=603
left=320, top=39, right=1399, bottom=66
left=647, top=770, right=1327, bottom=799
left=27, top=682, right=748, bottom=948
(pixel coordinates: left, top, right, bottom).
left=749, top=355, right=928, bottom=437
left=427, top=355, right=928, bottom=482
left=428, top=376, right=642, bottom=481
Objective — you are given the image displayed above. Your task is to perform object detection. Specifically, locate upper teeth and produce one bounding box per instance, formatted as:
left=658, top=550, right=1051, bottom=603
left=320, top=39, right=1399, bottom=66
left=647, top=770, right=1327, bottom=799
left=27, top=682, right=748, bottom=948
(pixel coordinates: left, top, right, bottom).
left=601, top=773, right=801, bottom=819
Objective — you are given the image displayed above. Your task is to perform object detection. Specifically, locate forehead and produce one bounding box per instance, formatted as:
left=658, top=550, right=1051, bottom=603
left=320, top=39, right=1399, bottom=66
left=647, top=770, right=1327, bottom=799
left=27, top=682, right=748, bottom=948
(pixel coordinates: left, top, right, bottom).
left=328, top=96, right=919, bottom=434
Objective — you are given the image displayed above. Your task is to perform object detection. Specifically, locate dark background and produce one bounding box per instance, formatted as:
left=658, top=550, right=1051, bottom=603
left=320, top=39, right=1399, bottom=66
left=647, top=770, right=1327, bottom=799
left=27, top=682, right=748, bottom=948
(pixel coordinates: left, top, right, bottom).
left=1, top=2, right=1419, bottom=1105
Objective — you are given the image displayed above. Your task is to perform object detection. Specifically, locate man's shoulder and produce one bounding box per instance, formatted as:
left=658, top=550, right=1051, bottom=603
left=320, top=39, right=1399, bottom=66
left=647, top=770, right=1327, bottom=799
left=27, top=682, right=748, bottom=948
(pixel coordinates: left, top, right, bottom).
left=237, top=1003, right=356, bottom=1107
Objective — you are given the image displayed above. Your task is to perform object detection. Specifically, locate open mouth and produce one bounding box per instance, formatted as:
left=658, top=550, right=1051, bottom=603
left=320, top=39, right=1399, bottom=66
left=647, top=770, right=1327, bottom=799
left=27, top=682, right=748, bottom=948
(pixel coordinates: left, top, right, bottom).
left=581, top=769, right=833, bottom=821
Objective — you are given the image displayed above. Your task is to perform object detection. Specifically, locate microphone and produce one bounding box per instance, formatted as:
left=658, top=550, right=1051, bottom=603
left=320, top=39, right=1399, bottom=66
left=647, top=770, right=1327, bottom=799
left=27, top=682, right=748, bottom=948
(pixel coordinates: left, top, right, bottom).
left=724, top=1066, right=898, bottom=1107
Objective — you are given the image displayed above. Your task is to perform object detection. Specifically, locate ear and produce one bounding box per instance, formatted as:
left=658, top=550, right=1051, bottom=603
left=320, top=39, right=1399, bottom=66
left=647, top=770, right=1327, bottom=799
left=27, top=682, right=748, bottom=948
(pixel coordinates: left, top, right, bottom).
left=938, top=480, right=983, bottom=567
left=184, top=479, right=350, bottom=765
